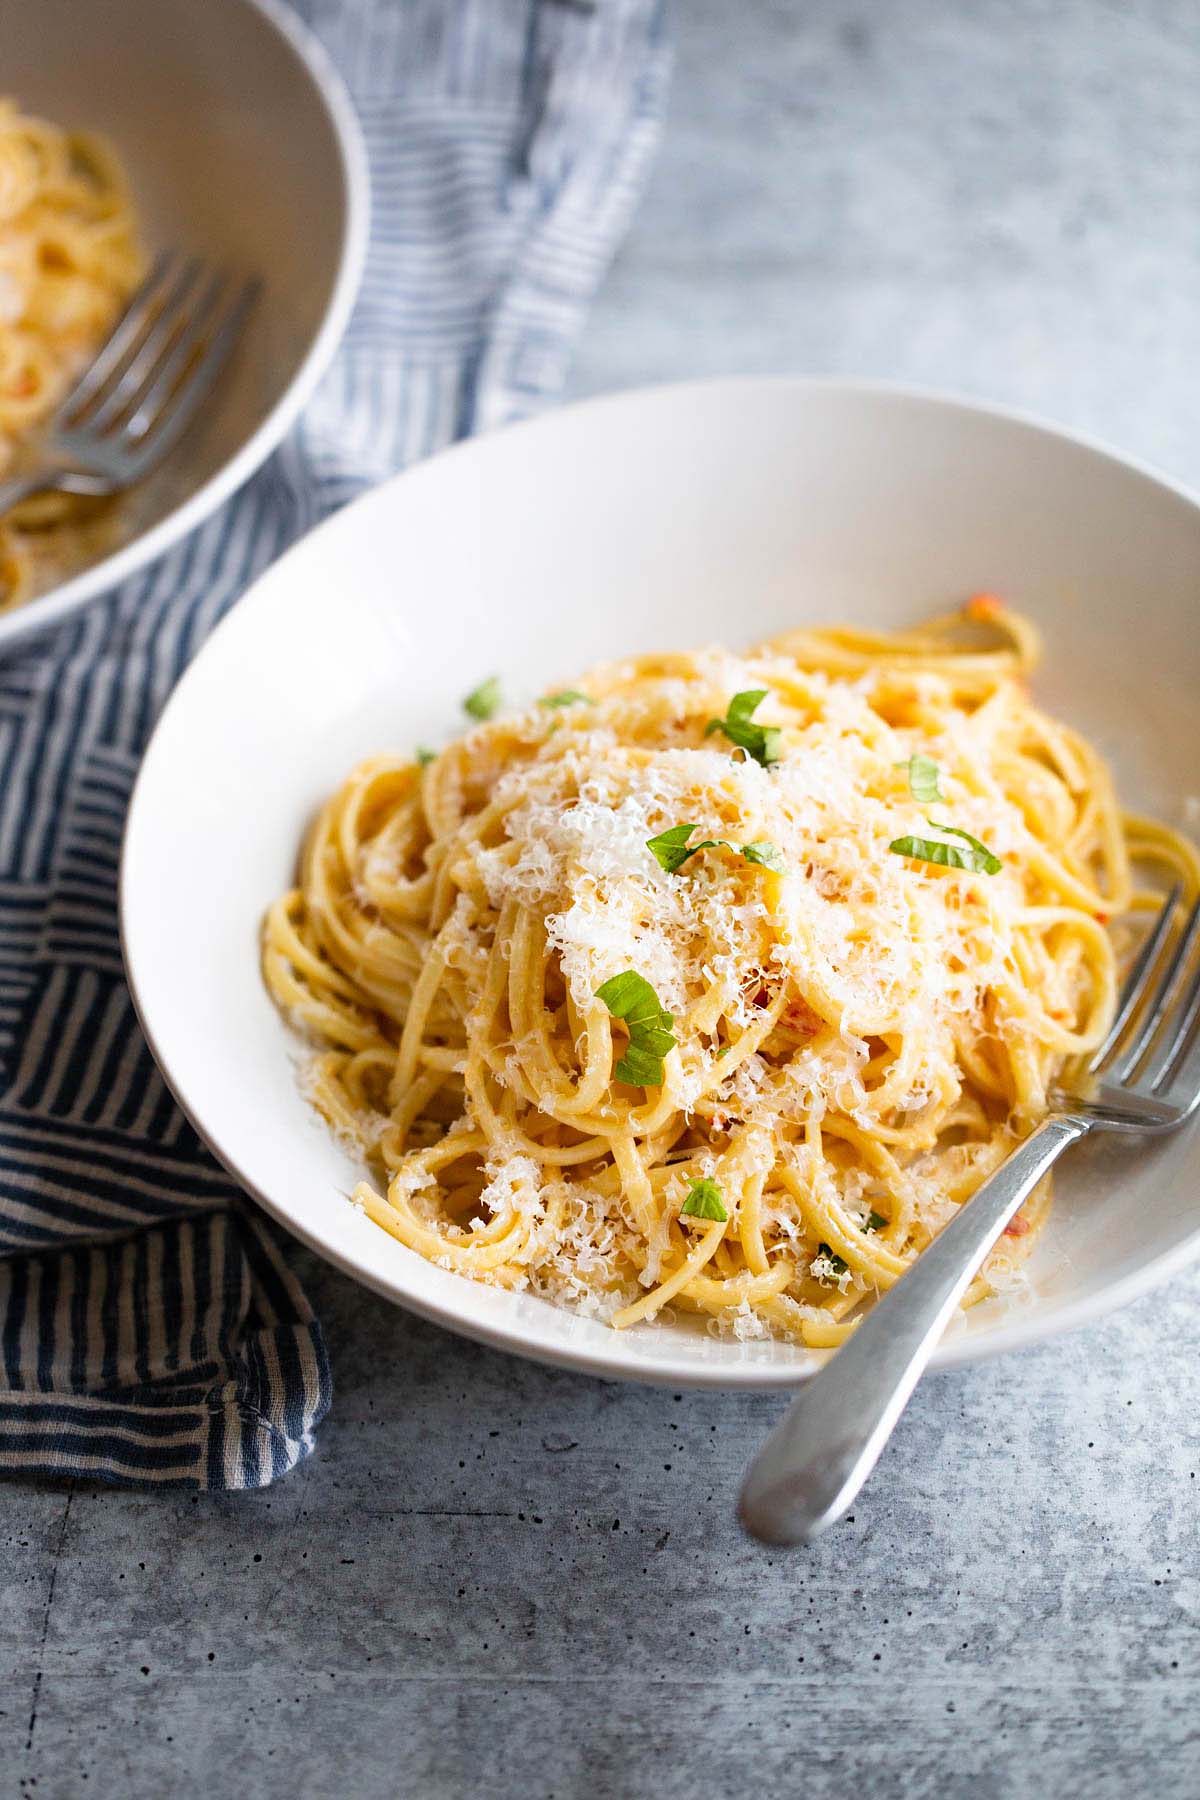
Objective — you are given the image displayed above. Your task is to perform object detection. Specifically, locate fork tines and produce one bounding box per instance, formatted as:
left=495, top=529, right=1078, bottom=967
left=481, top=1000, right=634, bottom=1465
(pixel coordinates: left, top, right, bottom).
left=53, top=251, right=259, bottom=479
left=1094, top=883, right=1200, bottom=1120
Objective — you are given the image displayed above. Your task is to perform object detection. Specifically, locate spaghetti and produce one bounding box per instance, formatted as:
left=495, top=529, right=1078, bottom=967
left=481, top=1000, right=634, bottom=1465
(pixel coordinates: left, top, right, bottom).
left=0, top=98, right=143, bottom=611
left=263, top=601, right=1198, bottom=1346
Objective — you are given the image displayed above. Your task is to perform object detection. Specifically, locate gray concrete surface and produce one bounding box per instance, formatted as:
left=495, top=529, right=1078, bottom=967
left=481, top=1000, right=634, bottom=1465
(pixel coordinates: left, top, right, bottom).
left=8, top=2, right=1200, bottom=1795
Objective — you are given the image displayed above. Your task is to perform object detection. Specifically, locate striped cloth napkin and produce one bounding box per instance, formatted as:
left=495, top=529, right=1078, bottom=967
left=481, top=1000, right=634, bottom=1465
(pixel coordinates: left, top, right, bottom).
left=0, top=0, right=669, bottom=1488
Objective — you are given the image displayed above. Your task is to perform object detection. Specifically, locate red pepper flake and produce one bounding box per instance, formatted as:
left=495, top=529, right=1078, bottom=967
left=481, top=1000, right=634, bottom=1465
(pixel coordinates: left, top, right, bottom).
left=1003, top=1214, right=1032, bottom=1238
left=781, top=998, right=819, bottom=1037
left=1094, top=911, right=1109, bottom=926
left=964, top=592, right=1004, bottom=621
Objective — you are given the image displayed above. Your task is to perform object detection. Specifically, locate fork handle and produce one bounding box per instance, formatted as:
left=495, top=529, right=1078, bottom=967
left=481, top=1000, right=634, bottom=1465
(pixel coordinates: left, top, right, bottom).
left=738, top=1112, right=1087, bottom=1546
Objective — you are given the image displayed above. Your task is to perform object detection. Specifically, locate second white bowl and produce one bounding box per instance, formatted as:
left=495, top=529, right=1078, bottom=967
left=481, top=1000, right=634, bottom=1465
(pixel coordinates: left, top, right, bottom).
left=2, top=0, right=369, bottom=651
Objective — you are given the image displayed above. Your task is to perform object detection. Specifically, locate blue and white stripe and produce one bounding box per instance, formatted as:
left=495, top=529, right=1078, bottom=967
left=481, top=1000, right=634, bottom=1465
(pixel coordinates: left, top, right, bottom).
left=0, top=1210, right=329, bottom=1486
left=0, top=0, right=669, bottom=1488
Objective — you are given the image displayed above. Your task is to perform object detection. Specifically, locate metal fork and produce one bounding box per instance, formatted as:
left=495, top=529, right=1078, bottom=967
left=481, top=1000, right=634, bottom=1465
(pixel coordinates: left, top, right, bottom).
left=0, top=252, right=258, bottom=517
left=739, top=882, right=1200, bottom=1546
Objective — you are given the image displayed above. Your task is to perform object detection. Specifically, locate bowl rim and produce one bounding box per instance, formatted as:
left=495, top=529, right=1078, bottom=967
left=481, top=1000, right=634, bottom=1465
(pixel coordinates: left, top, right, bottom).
left=120, top=373, right=1200, bottom=1388
left=0, top=0, right=371, bottom=657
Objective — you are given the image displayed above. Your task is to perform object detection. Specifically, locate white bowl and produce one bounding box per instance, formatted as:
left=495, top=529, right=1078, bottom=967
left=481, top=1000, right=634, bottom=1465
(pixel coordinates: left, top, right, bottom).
left=121, top=378, right=1200, bottom=1388
left=2, top=0, right=368, bottom=653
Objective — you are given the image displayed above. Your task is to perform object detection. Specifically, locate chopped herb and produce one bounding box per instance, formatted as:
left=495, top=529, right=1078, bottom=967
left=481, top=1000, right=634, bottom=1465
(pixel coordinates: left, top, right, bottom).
left=539, top=690, right=592, bottom=709
left=415, top=746, right=436, bottom=767
left=704, top=689, right=782, bottom=768
left=647, top=828, right=788, bottom=878
left=817, top=1241, right=848, bottom=1274
left=906, top=753, right=946, bottom=805
left=645, top=823, right=721, bottom=874
left=936, top=824, right=1003, bottom=874
left=893, top=746, right=1002, bottom=875
left=889, top=834, right=979, bottom=873
left=867, top=1210, right=888, bottom=1233
left=889, top=820, right=1002, bottom=876
left=741, top=840, right=785, bottom=873
left=714, top=1045, right=731, bottom=1060
left=680, top=1178, right=729, bottom=1222
left=463, top=676, right=502, bottom=721
left=595, top=970, right=677, bottom=1088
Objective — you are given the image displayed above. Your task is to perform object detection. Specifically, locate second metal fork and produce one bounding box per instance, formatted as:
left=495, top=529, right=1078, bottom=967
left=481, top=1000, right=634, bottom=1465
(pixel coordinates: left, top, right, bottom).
left=739, top=880, right=1200, bottom=1546
left=0, top=251, right=258, bottom=518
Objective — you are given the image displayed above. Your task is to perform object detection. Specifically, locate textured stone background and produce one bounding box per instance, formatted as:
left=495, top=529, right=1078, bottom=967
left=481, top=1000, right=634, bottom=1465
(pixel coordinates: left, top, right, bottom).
left=7, top=2, right=1200, bottom=1795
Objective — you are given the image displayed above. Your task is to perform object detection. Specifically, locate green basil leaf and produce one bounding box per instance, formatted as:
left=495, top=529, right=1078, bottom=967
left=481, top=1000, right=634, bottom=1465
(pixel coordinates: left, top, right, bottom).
left=741, top=840, right=785, bottom=873
left=705, top=690, right=782, bottom=768
left=463, top=676, right=502, bottom=721
left=646, top=824, right=701, bottom=873
left=539, top=690, right=592, bottom=709
left=614, top=1042, right=668, bottom=1087
left=646, top=824, right=725, bottom=874
left=680, top=1178, right=729, bottom=1221
left=906, top=753, right=946, bottom=805
left=889, top=825, right=1002, bottom=875
left=596, top=971, right=677, bottom=1088
left=934, top=822, right=1003, bottom=875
